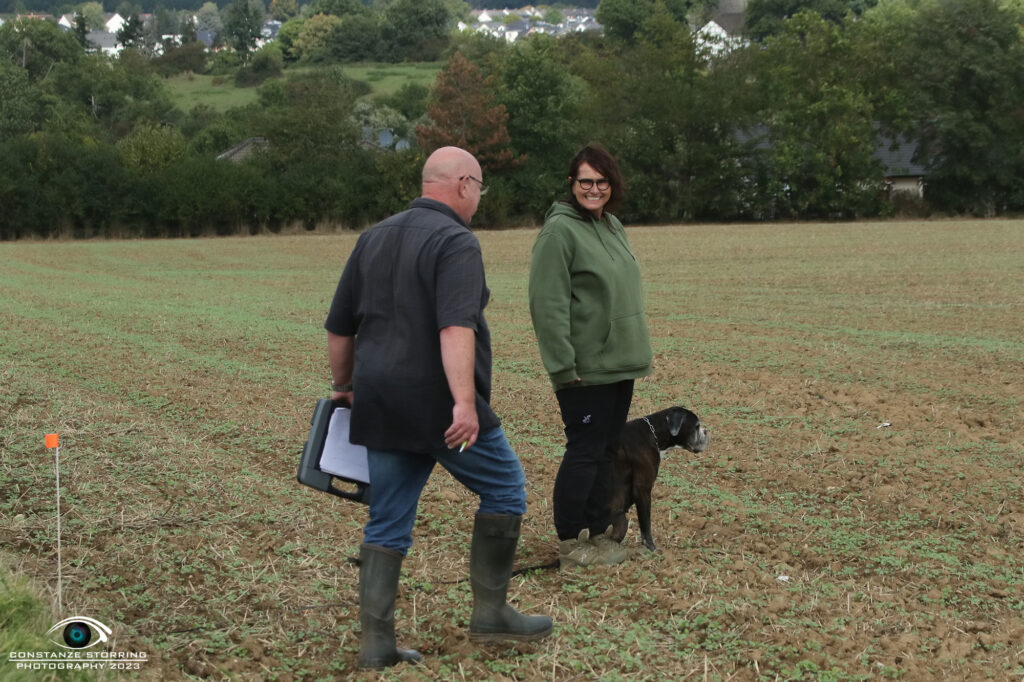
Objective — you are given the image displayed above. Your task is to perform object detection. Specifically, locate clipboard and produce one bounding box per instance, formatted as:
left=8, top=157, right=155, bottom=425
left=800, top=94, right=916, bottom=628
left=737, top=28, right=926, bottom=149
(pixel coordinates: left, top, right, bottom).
left=296, top=399, right=371, bottom=504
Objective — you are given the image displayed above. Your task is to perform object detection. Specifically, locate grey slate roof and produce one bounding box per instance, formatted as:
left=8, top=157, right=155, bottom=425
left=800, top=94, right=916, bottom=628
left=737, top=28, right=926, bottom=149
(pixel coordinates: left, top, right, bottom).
left=873, top=136, right=927, bottom=178
left=86, top=30, right=118, bottom=51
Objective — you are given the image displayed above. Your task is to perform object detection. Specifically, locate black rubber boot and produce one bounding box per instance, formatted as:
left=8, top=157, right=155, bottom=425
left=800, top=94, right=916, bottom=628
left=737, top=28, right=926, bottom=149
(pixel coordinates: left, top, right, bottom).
left=468, top=514, right=554, bottom=643
left=358, top=544, right=423, bottom=669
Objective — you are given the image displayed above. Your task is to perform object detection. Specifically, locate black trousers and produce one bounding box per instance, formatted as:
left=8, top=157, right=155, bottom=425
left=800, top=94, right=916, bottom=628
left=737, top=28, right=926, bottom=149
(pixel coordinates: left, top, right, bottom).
left=552, top=380, right=634, bottom=541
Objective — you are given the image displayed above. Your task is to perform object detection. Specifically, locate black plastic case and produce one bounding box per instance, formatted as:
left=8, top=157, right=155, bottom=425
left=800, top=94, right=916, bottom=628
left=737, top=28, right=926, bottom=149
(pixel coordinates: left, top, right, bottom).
left=296, top=398, right=370, bottom=504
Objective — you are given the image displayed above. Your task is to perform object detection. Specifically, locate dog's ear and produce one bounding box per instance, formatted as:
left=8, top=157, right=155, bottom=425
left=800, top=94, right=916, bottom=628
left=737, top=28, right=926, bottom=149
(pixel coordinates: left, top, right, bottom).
left=668, top=409, right=686, bottom=436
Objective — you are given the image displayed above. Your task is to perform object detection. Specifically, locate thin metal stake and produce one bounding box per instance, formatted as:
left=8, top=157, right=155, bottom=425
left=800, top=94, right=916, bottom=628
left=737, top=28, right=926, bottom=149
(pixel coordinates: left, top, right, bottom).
left=54, top=444, right=62, bottom=616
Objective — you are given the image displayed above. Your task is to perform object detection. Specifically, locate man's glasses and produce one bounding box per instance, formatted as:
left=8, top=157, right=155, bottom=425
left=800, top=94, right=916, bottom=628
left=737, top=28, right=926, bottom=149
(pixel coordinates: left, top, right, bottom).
left=575, top=177, right=610, bottom=191
left=462, top=175, right=489, bottom=195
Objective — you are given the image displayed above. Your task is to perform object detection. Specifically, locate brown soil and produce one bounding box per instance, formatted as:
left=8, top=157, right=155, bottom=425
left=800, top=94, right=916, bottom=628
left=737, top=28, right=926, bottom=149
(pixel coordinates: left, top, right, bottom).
left=1, top=222, right=1021, bottom=680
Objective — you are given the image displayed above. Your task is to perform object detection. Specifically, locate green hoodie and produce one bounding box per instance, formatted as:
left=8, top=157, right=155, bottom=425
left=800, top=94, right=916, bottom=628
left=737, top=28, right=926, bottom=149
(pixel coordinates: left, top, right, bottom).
left=529, top=201, right=653, bottom=390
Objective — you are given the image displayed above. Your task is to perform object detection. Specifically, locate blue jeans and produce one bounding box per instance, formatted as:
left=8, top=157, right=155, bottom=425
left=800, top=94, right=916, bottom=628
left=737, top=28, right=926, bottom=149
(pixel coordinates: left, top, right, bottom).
left=363, top=427, right=527, bottom=554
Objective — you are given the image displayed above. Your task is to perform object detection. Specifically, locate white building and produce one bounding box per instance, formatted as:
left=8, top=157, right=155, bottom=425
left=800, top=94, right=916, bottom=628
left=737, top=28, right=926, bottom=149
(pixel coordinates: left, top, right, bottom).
left=696, top=20, right=748, bottom=56
left=104, top=13, right=125, bottom=34
left=461, top=6, right=601, bottom=44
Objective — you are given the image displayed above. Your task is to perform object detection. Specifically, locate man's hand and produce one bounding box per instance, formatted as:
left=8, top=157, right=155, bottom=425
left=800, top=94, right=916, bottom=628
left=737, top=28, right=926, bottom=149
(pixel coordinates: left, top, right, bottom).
left=444, top=400, right=478, bottom=451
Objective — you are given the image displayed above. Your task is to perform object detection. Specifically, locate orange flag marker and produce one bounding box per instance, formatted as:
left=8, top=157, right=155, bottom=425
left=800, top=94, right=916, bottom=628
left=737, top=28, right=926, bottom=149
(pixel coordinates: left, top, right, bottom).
left=45, top=433, right=60, bottom=449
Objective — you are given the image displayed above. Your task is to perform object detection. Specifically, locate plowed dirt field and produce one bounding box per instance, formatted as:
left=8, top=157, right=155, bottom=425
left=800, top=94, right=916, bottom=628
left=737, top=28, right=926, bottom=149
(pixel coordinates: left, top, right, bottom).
left=2, top=220, right=1021, bottom=680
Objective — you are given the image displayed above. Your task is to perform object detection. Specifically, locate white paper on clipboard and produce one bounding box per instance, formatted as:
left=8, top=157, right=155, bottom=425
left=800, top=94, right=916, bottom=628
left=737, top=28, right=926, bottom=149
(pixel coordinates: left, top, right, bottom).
left=320, top=407, right=370, bottom=484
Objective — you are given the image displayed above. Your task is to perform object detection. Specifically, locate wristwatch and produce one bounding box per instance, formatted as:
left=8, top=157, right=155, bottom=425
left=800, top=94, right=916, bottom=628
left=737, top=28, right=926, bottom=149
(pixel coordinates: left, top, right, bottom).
left=331, top=382, right=353, bottom=392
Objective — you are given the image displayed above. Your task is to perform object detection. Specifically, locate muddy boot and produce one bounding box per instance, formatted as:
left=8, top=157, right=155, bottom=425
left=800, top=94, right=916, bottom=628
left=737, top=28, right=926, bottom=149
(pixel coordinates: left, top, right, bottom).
left=559, top=528, right=626, bottom=569
left=358, top=544, right=423, bottom=669
left=468, top=514, right=554, bottom=643
left=558, top=528, right=601, bottom=569
left=589, top=525, right=627, bottom=565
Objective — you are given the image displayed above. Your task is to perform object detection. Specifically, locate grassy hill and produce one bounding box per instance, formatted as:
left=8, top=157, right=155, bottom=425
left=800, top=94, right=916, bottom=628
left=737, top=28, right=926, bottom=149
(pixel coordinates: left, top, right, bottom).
left=164, top=62, right=443, bottom=113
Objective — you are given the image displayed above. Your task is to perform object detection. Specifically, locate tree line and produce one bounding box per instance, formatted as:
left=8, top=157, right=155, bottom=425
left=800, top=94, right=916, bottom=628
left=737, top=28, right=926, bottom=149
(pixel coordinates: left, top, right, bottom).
left=2, top=0, right=1024, bottom=240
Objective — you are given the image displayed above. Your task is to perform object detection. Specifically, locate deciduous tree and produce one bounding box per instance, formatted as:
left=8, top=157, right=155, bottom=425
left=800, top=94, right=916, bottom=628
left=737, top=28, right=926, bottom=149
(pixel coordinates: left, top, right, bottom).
left=269, top=0, right=298, bottom=21
left=195, top=2, right=223, bottom=34
left=380, top=0, right=452, bottom=61
left=49, top=50, right=176, bottom=139
left=76, top=1, right=106, bottom=31
left=292, top=13, right=341, bottom=62
left=0, top=61, right=39, bottom=140
left=73, top=13, right=89, bottom=48
left=252, top=68, right=361, bottom=163
left=596, top=0, right=714, bottom=42
left=416, top=51, right=516, bottom=173
left=746, top=11, right=884, bottom=217
left=308, top=0, right=369, bottom=17
left=222, top=0, right=264, bottom=61
left=498, top=34, right=584, bottom=215
left=858, top=0, right=1024, bottom=214
left=116, top=13, right=150, bottom=52
left=745, top=0, right=878, bottom=41
left=581, top=5, right=750, bottom=221
left=378, top=82, right=429, bottom=122
left=0, top=18, right=82, bottom=82
left=181, top=14, right=199, bottom=44
left=326, top=13, right=382, bottom=62
left=116, top=121, right=188, bottom=171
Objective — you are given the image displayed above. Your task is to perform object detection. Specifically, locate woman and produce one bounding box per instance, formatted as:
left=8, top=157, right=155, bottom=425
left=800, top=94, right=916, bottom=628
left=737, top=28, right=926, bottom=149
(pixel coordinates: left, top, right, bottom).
left=528, top=143, right=653, bottom=569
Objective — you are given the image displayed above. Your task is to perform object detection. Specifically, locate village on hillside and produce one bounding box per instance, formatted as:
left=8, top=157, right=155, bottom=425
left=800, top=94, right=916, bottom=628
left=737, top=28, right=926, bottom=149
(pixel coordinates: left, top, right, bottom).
left=0, top=4, right=749, bottom=57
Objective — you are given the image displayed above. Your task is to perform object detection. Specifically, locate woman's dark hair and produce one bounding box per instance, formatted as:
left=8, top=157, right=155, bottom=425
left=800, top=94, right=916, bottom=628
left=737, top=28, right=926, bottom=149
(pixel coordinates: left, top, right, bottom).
left=566, top=142, right=626, bottom=217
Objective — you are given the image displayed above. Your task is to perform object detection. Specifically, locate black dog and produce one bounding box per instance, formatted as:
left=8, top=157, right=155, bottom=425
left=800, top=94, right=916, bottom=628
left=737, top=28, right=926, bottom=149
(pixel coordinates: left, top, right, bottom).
left=608, top=407, right=709, bottom=551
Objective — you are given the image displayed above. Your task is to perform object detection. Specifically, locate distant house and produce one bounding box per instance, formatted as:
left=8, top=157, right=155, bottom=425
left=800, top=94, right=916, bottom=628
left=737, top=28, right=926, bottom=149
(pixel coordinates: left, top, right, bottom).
left=261, top=20, right=281, bottom=41
left=874, top=136, right=926, bottom=197
left=738, top=125, right=927, bottom=200
left=87, top=30, right=121, bottom=56
left=502, top=19, right=530, bottom=43
left=564, top=9, right=600, bottom=33
left=461, top=6, right=601, bottom=43
left=104, top=13, right=125, bottom=35
left=57, top=12, right=125, bottom=51
left=697, top=20, right=748, bottom=56
left=526, top=21, right=559, bottom=37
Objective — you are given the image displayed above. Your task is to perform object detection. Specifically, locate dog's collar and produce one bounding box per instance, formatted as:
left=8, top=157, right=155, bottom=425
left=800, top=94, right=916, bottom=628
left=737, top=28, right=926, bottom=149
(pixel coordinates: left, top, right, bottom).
left=641, top=417, right=658, bottom=447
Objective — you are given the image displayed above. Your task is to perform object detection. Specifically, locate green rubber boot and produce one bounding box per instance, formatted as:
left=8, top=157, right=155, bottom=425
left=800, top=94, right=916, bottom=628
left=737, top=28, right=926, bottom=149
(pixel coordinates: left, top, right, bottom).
left=468, top=514, right=554, bottom=643
left=358, top=544, right=423, bottom=669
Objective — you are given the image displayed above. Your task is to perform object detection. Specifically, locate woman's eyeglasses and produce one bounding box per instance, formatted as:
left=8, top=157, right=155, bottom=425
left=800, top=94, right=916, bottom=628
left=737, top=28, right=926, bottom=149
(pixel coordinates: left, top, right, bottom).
left=575, top=177, right=610, bottom=191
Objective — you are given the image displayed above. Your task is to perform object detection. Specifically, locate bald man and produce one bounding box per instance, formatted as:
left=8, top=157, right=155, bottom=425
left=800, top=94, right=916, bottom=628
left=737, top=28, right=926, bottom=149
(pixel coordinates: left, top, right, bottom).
left=324, top=147, right=552, bottom=669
